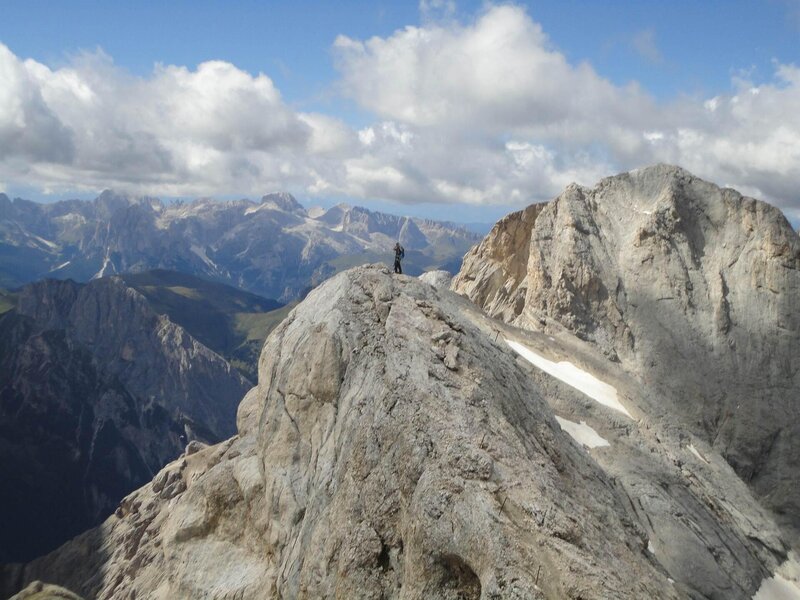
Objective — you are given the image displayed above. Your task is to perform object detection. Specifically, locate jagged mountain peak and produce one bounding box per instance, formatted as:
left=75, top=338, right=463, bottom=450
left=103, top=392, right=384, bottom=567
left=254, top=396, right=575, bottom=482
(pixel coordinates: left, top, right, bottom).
left=95, top=189, right=164, bottom=212
left=0, top=191, right=477, bottom=298
left=257, top=191, right=306, bottom=215
left=453, top=164, right=800, bottom=538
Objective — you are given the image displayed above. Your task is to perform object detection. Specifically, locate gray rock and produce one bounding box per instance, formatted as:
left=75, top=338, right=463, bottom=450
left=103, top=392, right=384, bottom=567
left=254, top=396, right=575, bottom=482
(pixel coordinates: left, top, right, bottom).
left=5, top=254, right=795, bottom=598
left=419, top=269, right=453, bottom=289
left=9, top=581, right=84, bottom=600
left=0, top=276, right=249, bottom=563
left=1, top=266, right=682, bottom=600
left=453, top=164, right=800, bottom=539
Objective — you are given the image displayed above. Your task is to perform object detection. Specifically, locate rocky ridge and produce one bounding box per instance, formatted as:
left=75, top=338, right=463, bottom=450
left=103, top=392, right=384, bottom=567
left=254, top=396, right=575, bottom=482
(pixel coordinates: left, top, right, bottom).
left=2, top=265, right=797, bottom=599
left=453, top=164, right=800, bottom=538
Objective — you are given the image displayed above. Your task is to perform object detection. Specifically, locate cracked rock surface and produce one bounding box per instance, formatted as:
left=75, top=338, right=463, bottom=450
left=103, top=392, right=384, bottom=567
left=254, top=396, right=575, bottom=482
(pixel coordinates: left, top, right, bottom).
left=453, top=164, right=800, bottom=538
left=2, top=265, right=681, bottom=600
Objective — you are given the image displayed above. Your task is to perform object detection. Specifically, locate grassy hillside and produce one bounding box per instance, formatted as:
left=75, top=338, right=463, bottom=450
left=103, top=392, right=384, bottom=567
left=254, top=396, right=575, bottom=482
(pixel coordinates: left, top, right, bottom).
left=121, top=270, right=286, bottom=382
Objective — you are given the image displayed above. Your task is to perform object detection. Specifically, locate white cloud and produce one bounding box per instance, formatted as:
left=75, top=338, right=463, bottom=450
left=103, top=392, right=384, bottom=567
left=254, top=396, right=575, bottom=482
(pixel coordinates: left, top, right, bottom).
left=0, top=43, right=343, bottom=196
left=334, top=6, right=655, bottom=143
left=333, top=5, right=800, bottom=217
left=1, top=4, right=800, bottom=221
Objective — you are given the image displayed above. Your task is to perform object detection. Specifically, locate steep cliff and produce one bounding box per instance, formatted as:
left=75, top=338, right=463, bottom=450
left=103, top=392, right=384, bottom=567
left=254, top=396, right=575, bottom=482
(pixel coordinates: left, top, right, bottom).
left=0, top=277, right=250, bottom=562
left=453, top=164, right=800, bottom=537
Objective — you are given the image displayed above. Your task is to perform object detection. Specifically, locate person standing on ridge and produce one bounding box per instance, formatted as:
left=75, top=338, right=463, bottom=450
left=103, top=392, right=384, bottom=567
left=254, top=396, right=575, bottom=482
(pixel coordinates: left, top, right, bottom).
left=393, top=242, right=405, bottom=274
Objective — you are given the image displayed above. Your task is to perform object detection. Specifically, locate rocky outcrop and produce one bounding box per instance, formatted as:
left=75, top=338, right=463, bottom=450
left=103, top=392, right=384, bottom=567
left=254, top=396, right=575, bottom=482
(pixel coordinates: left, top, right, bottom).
left=3, top=265, right=795, bottom=599
left=0, top=192, right=479, bottom=300
left=0, top=277, right=250, bottom=562
left=0, top=266, right=679, bottom=599
left=418, top=269, right=453, bottom=289
left=9, top=581, right=84, bottom=600
left=453, top=164, right=800, bottom=537
left=452, top=202, right=547, bottom=322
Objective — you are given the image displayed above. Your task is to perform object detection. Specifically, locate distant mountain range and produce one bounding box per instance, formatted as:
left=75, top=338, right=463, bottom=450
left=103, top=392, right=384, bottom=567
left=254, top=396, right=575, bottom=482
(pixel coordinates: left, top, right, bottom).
left=0, top=192, right=480, bottom=301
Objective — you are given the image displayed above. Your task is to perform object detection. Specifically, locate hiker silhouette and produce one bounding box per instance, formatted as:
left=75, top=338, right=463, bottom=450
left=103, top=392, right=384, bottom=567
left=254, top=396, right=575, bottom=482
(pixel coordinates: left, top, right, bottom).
left=393, top=242, right=404, bottom=274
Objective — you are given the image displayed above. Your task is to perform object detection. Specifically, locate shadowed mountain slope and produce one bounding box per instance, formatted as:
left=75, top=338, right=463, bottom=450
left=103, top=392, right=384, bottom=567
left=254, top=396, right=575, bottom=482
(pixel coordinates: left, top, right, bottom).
left=453, top=164, right=800, bottom=539
left=0, top=276, right=250, bottom=563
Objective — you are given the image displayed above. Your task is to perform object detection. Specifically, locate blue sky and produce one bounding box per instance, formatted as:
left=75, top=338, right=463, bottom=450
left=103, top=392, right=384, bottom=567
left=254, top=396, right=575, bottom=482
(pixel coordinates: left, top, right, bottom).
left=1, top=1, right=799, bottom=223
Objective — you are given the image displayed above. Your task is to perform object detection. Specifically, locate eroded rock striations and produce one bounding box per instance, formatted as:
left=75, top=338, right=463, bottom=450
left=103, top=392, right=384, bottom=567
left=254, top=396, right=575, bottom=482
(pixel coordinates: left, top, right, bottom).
left=453, top=164, right=800, bottom=536
left=0, top=277, right=249, bottom=562
left=2, top=266, right=689, bottom=600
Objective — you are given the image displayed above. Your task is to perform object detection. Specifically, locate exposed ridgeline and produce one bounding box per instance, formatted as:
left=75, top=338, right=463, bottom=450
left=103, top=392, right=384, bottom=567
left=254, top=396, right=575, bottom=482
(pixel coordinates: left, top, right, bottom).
left=0, top=277, right=249, bottom=563
left=0, top=191, right=479, bottom=301
left=453, top=164, right=800, bottom=535
left=3, top=266, right=797, bottom=599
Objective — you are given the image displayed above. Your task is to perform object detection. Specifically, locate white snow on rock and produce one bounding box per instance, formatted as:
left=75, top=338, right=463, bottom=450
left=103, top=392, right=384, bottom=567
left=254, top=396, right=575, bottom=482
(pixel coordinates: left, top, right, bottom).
left=50, top=260, right=71, bottom=272
left=554, top=416, right=610, bottom=449
left=688, top=443, right=710, bottom=464
left=32, top=234, right=58, bottom=250
left=754, top=556, right=800, bottom=600
left=190, top=244, right=219, bottom=270
left=506, top=339, right=632, bottom=418
left=93, top=256, right=115, bottom=279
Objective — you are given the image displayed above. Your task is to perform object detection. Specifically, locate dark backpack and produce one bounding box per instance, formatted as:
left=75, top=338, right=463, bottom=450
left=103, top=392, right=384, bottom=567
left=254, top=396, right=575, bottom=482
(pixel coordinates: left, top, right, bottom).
left=399, top=245, right=405, bottom=259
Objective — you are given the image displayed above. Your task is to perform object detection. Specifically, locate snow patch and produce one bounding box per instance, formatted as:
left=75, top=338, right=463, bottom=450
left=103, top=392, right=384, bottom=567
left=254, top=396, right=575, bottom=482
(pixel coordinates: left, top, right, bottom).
left=190, top=244, right=218, bottom=270
left=50, top=261, right=71, bottom=272
left=92, top=256, right=115, bottom=279
left=754, top=556, right=800, bottom=600
left=32, top=234, right=58, bottom=250
left=687, top=443, right=709, bottom=464
left=647, top=540, right=656, bottom=555
left=506, top=339, right=632, bottom=418
left=554, top=416, right=610, bottom=449
left=244, top=204, right=264, bottom=216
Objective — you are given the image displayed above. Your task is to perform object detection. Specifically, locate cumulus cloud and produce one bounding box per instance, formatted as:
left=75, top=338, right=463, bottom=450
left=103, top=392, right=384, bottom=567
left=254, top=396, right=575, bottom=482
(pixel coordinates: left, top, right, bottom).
left=1, top=4, right=800, bottom=221
left=0, top=43, right=343, bottom=196
left=333, top=5, right=800, bottom=217
left=334, top=5, right=655, bottom=141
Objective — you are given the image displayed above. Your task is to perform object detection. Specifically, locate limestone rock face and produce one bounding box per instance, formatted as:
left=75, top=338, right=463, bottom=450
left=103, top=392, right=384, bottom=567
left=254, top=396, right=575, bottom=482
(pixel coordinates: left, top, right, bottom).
left=452, top=202, right=547, bottom=323
left=418, top=269, right=453, bottom=289
left=0, top=277, right=249, bottom=562
left=2, top=266, right=684, bottom=600
left=5, top=264, right=796, bottom=600
left=453, top=164, right=800, bottom=534
left=9, top=581, right=84, bottom=600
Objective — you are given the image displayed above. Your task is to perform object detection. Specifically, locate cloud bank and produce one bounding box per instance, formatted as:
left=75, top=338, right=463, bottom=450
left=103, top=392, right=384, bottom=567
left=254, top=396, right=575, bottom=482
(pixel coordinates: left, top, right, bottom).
left=1, top=5, right=799, bottom=219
